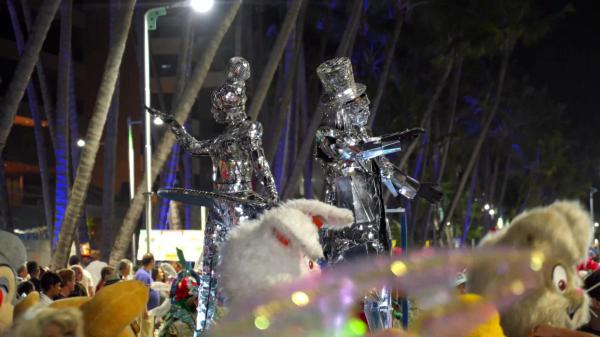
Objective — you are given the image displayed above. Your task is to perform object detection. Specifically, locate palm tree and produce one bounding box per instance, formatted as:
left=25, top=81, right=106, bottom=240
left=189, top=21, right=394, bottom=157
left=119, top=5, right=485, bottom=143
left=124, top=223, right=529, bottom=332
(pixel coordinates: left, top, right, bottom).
left=101, top=0, right=122, bottom=261
left=247, top=0, right=304, bottom=121
left=21, top=0, right=57, bottom=148
left=367, top=2, right=405, bottom=128
left=51, top=0, right=138, bottom=269
left=0, top=0, right=61, bottom=152
left=282, top=0, right=363, bottom=199
left=53, top=0, right=73, bottom=252
left=109, top=0, right=243, bottom=265
left=7, top=0, right=54, bottom=239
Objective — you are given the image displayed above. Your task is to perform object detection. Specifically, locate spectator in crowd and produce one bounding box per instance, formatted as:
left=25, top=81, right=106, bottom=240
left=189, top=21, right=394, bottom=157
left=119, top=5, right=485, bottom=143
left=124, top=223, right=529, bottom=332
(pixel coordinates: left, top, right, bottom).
left=68, top=255, right=95, bottom=296
left=117, top=259, right=133, bottom=280
left=17, top=280, right=35, bottom=298
left=135, top=253, right=161, bottom=337
left=40, top=271, right=62, bottom=305
left=151, top=266, right=171, bottom=301
left=95, top=266, right=115, bottom=293
left=26, top=261, right=41, bottom=291
left=69, top=265, right=89, bottom=297
left=580, top=269, right=600, bottom=335
left=55, top=269, right=76, bottom=300
left=16, top=264, right=28, bottom=282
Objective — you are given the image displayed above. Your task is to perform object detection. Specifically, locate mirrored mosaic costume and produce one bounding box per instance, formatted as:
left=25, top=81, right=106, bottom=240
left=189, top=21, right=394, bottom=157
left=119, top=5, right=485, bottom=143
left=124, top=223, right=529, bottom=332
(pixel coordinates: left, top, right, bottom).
left=314, top=57, right=442, bottom=332
left=149, top=57, right=279, bottom=335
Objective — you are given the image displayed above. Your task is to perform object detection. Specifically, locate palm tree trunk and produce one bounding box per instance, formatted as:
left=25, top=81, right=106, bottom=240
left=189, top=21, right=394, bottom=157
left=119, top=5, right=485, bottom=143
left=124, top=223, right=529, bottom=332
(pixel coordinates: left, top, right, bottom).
left=460, top=161, right=479, bottom=246
left=282, top=1, right=363, bottom=199
left=368, top=4, right=404, bottom=128
left=51, top=0, right=138, bottom=270
left=68, top=57, right=89, bottom=245
left=21, top=0, right=56, bottom=148
left=53, top=0, right=73, bottom=252
left=109, top=0, right=242, bottom=265
left=247, top=0, right=304, bottom=121
left=7, top=0, right=54, bottom=239
left=101, top=0, right=122, bottom=261
left=423, top=58, right=462, bottom=241
left=0, top=160, right=12, bottom=231
left=438, top=43, right=514, bottom=240
left=0, top=0, right=60, bottom=159
left=336, top=0, right=363, bottom=57
left=397, top=58, right=454, bottom=170
left=266, top=1, right=307, bottom=162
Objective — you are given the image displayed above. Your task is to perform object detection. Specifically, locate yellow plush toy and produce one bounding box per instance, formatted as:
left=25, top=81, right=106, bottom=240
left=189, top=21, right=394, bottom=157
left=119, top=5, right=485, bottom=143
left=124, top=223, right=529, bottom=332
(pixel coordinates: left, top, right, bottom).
left=369, top=294, right=506, bottom=337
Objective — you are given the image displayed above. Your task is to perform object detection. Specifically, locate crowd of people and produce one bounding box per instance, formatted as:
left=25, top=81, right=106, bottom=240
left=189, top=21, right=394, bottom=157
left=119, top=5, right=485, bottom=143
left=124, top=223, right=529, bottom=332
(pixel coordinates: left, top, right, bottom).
left=15, top=252, right=182, bottom=337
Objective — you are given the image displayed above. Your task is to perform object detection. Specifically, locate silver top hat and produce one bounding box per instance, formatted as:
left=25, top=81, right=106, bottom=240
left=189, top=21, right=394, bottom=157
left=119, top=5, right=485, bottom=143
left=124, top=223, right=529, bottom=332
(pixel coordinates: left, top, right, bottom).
left=211, top=57, right=250, bottom=112
left=317, top=57, right=366, bottom=104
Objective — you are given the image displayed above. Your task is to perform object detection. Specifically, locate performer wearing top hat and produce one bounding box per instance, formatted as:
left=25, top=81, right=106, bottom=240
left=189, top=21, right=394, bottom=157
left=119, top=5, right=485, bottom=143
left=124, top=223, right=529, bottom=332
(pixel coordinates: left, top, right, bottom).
left=147, top=56, right=279, bottom=334
left=314, top=57, right=442, bottom=332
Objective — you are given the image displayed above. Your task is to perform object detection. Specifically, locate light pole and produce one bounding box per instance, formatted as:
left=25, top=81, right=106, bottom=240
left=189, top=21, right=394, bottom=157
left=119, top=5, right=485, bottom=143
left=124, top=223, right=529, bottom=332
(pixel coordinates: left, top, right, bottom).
left=142, top=0, right=214, bottom=254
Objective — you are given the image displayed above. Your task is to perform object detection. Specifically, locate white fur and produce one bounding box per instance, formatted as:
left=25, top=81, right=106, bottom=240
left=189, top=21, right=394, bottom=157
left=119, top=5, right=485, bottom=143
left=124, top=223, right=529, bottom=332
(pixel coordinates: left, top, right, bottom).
left=469, top=200, right=592, bottom=337
left=218, top=199, right=353, bottom=303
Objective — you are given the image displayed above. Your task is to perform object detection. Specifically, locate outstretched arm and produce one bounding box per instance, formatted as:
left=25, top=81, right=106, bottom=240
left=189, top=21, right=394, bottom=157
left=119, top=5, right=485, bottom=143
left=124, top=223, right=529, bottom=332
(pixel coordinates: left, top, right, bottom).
left=315, top=127, right=360, bottom=162
left=377, top=156, right=443, bottom=204
left=146, top=106, right=210, bottom=156
left=247, top=123, right=279, bottom=204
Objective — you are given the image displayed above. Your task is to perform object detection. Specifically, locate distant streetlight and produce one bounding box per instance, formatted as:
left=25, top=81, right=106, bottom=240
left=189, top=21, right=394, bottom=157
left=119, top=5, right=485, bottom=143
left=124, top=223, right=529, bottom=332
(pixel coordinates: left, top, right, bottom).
left=153, top=116, right=164, bottom=126
left=76, top=139, right=86, bottom=147
left=483, top=203, right=490, bottom=211
left=190, top=0, right=214, bottom=12
left=488, top=209, right=496, bottom=216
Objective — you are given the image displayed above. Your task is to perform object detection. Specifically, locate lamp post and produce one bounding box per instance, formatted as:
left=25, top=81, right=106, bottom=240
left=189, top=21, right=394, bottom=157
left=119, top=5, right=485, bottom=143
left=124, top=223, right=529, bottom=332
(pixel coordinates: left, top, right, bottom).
left=142, top=0, right=214, bottom=255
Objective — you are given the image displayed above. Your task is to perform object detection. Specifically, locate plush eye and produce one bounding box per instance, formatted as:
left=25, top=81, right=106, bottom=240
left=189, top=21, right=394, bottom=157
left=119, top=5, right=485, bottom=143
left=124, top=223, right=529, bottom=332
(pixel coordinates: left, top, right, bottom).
left=308, top=260, right=314, bottom=270
left=552, top=265, right=568, bottom=293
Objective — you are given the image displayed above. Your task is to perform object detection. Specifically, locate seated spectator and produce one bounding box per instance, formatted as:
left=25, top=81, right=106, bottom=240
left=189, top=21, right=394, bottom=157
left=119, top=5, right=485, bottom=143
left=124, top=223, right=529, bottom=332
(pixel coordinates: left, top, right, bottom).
left=26, top=261, right=41, bottom=292
left=40, top=272, right=62, bottom=305
left=95, top=266, right=115, bottom=293
left=56, top=269, right=76, bottom=300
left=69, top=265, right=88, bottom=297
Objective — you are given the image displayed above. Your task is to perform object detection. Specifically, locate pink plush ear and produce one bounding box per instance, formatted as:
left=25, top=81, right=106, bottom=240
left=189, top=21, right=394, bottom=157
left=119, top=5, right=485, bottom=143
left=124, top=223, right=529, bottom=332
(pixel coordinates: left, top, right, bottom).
left=282, top=199, right=354, bottom=229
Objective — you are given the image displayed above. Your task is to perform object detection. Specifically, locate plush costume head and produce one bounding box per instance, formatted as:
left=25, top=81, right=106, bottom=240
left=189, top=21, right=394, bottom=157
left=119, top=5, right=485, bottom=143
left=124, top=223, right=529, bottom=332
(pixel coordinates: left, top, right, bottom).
left=218, top=199, right=354, bottom=303
left=0, top=230, right=27, bottom=334
left=468, top=201, right=593, bottom=337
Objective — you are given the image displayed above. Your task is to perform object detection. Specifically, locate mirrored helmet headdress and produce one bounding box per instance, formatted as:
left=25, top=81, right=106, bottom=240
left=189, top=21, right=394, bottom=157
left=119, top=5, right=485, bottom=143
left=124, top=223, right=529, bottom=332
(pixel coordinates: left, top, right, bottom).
left=211, top=57, right=251, bottom=124
left=316, top=57, right=370, bottom=129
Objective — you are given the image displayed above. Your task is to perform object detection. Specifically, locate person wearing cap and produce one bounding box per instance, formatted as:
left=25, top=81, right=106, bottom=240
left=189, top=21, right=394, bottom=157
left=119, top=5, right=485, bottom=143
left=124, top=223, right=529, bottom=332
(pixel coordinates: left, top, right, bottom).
left=147, top=56, right=279, bottom=333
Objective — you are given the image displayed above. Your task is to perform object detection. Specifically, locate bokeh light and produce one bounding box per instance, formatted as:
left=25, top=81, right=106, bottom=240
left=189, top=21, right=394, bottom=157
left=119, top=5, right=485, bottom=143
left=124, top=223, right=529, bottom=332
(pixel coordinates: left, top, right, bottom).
left=291, top=291, right=310, bottom=306
left=529, top=251, right=544, bottom=271
left=390, top=261, right=407, bottom=276
left=254, top=315, right=270, bottom=330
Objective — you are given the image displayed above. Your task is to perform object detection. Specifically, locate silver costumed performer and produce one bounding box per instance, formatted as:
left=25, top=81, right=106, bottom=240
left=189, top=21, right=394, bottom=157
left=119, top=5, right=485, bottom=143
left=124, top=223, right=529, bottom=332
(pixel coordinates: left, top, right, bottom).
left=314, top=57, right=442, bottom=332
left=148, top=57, right=279, bottom=335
